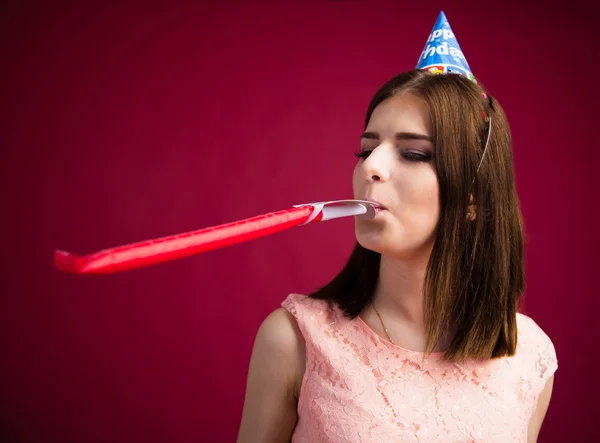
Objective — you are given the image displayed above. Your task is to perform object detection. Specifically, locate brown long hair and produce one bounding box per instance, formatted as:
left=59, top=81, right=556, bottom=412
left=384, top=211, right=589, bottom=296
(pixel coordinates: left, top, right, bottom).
left=310, top=69, right=525, bottom=362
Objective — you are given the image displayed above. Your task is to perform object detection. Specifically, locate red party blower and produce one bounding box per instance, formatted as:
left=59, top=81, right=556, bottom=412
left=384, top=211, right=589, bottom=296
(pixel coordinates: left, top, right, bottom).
left=54, top=200, right=378, bottom=275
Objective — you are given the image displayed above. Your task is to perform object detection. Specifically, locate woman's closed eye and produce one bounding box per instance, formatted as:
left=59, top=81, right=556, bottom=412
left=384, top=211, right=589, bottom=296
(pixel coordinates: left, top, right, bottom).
left=402, top=151, right=432, bottom=162
left=354, top=149, right=432, bottom=162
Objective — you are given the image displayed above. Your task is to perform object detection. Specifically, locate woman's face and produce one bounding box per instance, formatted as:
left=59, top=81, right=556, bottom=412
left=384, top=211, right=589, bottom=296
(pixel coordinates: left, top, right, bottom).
left=352, top=93, right=440, bottom=260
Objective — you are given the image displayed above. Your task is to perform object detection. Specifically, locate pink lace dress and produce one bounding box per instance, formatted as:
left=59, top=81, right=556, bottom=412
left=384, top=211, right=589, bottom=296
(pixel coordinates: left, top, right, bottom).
left=282, top=293, right=557, bottom=443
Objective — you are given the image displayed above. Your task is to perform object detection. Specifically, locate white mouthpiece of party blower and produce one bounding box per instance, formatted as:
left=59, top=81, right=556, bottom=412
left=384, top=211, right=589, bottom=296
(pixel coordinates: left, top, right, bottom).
left=294, top=200, right=377, bottom=224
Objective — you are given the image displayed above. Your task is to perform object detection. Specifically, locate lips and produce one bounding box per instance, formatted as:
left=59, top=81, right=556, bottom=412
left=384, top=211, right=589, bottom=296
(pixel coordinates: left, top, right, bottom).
left=363, top=198, right=387, bottom=210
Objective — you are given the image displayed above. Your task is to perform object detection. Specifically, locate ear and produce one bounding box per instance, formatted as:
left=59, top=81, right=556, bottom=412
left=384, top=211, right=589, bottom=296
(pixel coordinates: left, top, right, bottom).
left=466, top=193, right=477, bottom=222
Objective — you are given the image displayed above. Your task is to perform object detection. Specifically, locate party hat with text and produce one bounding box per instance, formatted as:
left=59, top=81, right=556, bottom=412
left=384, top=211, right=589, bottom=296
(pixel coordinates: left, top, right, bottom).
left=416, top=11, right=477, bottom=83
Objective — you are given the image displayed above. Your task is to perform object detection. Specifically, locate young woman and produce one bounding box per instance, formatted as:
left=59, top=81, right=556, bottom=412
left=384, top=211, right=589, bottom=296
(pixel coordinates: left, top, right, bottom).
left=237, top=69, right=557, bottom=443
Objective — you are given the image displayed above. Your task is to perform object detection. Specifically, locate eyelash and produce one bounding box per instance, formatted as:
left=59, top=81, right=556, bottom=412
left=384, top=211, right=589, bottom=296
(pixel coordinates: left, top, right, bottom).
left=353, top=150, right=432, bottom=163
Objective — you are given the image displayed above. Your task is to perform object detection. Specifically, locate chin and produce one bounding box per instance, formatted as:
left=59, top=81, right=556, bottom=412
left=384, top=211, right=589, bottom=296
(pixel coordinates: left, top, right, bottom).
left=355, top=233, right=388, bottom=255
left=355, top=230, right=435, bottom=260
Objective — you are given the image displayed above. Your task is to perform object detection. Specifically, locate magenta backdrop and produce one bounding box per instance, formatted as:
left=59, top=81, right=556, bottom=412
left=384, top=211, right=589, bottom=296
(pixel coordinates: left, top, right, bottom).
left=3, top=1, right=598, bottom=442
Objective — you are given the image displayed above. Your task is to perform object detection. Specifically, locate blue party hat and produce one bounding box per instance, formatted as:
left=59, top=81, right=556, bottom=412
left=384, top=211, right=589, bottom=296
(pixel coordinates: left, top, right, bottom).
left=416, top=11, right=476, bottom=83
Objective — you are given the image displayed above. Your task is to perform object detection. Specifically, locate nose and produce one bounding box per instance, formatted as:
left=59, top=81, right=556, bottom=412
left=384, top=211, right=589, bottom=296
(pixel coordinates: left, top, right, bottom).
left=361, top=144, right=393, bottom=183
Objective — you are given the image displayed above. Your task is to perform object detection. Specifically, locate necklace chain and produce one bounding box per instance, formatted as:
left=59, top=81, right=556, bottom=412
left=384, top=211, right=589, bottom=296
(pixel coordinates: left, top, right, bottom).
left=372, top=304, right=394, bottom=345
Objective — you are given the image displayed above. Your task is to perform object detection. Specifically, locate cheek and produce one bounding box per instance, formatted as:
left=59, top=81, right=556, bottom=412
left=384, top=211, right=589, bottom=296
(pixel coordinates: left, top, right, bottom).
left=352, top=164, right=362, bottom=195
left=402, top=172, right=440, bottom=211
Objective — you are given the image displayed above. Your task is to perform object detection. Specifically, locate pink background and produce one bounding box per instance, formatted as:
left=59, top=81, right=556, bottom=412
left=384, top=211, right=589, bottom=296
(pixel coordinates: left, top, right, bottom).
left=3, top=1, right=598, bottom=441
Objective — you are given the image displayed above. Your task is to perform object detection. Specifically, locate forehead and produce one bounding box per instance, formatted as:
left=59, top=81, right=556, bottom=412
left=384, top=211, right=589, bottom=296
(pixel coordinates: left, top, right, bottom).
left=366, top=94, right=432, bottom=136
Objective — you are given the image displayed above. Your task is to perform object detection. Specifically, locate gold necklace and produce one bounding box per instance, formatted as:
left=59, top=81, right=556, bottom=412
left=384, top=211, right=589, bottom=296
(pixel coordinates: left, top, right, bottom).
left=372, top=304, right=395, bottom=345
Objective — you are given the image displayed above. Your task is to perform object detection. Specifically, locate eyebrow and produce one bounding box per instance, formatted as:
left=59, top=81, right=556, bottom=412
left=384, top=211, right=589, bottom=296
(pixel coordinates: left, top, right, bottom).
left=359, top=131, right=433, bottom=142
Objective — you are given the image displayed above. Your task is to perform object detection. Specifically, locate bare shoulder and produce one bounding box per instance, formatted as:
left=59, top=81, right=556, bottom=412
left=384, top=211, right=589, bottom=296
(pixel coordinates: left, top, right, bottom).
left=251, top=307, right=306, bottom=399
left=237, top=307, right=306, bottom=443
left=255, top=307, right=306, bottom=370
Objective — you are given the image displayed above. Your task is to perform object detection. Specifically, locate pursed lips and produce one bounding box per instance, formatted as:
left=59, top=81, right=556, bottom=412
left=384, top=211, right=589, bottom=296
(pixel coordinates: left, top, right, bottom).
left=363, top=198, right=387, bottom=210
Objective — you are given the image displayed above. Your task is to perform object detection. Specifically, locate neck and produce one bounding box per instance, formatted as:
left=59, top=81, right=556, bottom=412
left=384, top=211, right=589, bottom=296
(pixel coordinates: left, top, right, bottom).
left=373, top=253, right=429, bottom=328
left=371, top=250, right=456, bottom=353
